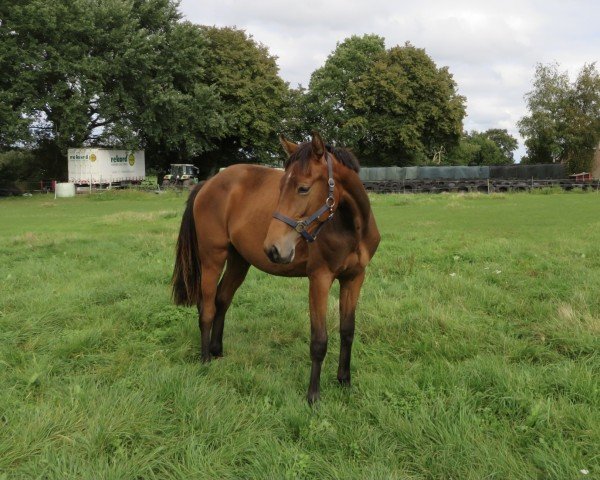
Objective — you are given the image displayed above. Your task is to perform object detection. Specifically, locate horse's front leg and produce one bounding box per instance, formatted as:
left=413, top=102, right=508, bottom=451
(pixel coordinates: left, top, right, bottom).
left=307, top=271, right=335, bottom=405
left=197, top=250, right=227, bottom=363
left=337, top=270, right=365, bottom=386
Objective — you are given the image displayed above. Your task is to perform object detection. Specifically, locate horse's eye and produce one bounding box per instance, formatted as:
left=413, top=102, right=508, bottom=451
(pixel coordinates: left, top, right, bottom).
left=297, top=186, right=311, bottom=195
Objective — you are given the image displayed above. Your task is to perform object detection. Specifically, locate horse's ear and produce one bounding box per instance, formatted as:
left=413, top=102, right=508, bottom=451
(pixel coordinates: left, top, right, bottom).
left=279, top=134, right=298, bottom=156
left=311, top=131, right=325, bottom=158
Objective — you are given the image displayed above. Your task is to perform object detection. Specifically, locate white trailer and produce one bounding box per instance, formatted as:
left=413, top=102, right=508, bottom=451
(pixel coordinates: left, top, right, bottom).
left=67, top=148, right=145, bottom=186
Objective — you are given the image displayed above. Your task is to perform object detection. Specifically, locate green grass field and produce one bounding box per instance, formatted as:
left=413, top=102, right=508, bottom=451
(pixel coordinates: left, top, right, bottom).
left=1, top=190, right=598, bottom=479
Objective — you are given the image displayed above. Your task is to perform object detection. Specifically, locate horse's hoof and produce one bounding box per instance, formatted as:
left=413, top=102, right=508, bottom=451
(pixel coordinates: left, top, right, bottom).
left=200, top=354, right=212, bottom=363
left=337, top=376, right=351, bottom=387
left=307, top=391, right=320, bottom=405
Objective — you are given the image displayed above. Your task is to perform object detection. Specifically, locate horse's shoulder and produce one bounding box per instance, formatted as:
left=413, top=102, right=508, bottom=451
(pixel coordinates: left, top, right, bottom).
left=334, top=169, right=380, bottom=266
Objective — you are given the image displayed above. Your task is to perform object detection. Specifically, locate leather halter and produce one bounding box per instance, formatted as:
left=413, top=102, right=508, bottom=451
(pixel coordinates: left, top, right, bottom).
left=272, top=153, right=336, bottom=243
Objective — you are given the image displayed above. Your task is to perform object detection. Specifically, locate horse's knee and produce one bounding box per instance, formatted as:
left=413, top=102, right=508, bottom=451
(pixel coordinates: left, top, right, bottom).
left=310, top=336, right=328, bottom=362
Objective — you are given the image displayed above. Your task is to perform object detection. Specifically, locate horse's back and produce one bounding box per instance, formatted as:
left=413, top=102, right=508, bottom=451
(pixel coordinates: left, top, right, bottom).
left=207, top=164, right=282, bottom=191
left=195, top=164, right=280, bottom=217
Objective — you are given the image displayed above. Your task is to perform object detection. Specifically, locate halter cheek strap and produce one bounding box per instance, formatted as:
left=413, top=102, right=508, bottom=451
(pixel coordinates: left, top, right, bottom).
left=272, top=154, right=336, bottom=243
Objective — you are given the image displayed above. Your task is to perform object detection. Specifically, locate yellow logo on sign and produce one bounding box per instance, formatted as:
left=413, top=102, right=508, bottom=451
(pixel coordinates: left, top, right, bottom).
left=90, top=154, right=97, bottom=162
left=128, top=154, right=135, bottom=166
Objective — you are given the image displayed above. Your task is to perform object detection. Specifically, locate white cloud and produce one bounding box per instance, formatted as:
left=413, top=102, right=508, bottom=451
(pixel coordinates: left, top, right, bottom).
left=179, top=0, right=600, bottom=161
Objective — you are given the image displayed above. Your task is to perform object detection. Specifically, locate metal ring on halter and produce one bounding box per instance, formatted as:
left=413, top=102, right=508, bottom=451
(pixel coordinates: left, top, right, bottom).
left=328, top=178, right=335, bottom=188
left=325, top=196, right=335, bottom=208
left=295, top=221, right=307, bottom=233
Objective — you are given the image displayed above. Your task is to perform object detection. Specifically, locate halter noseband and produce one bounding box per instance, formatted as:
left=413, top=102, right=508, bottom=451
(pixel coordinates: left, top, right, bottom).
left=272, top=153, right=336, bottom=243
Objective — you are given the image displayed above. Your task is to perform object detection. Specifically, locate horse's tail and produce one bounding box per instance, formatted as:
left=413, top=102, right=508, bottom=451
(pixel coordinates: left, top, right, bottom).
left=172, top=184, right=203, bottom=306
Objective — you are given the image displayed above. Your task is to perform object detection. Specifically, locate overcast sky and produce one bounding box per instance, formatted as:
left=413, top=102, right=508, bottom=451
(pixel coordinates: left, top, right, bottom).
left=179, top=0, right=599, bottom=161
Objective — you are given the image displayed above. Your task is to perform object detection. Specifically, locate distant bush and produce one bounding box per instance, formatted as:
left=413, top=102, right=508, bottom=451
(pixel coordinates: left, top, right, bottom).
left=0, top=150, right=48, bottom=182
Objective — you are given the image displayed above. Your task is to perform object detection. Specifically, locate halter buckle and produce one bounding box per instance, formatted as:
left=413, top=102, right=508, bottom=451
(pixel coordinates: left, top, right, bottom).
left=295, top=221, right=307, bottom=233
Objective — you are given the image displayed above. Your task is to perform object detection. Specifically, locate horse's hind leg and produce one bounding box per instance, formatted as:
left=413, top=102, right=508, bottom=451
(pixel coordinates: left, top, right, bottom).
left=337, top=270, right=365, bottom=386
left=210, top=247, right=250, bottom=357
left=197, top=249, right=227, bottom=363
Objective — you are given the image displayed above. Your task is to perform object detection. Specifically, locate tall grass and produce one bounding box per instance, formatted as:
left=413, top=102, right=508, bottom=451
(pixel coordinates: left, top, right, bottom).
left=0, top=191, right=598, bottom=479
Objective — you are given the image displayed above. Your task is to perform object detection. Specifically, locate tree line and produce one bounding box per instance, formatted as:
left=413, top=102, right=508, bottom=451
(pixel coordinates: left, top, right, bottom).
left=1, top=0, right=598, bottom=181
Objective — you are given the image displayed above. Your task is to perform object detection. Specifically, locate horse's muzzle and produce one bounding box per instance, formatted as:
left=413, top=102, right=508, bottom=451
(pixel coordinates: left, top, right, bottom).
left=265, top=244, right=294, bottom=264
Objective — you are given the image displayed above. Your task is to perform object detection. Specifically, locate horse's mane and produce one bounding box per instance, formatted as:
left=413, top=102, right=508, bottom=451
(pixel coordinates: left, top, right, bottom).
left=284, top=142, right=360, bottom=173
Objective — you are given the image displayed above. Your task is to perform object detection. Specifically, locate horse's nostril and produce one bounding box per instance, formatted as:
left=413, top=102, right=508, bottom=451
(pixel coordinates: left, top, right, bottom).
left=266, top=245, right=280, bottom=263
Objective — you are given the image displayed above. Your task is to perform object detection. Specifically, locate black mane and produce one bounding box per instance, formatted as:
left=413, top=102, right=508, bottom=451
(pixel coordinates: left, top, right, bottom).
left=284, top=142, right=360, bottom=173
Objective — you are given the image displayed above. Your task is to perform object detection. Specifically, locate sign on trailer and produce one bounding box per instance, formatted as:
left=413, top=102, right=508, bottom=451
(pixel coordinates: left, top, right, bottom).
left=67, top=148, right=145, bottom=185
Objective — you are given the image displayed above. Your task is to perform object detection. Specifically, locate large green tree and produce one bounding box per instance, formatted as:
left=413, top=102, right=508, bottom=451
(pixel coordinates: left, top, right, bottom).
left=349, top=43, right=466, bottom=165
left=446, top=129, right=517, bottom=165
left=132, top=21, right=227, bottom=170
left=302, top=34, right=386, bottom=145
left=518, top=62, right=600, bottom=172
left=195, top=26, right=289, bottom=170
left=481, top=128, right=518, bottom=164
left=299, top=38, right=466, bottom=166
left=0, top=0, right=226, bottom=176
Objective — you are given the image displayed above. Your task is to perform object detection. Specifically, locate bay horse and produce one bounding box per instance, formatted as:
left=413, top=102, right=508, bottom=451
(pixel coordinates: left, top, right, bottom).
left=172, top=132, right=380, bottom=403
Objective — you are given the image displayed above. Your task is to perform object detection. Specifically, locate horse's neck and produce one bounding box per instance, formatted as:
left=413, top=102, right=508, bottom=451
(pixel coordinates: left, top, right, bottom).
left=336, top=167, right=373, bottom=240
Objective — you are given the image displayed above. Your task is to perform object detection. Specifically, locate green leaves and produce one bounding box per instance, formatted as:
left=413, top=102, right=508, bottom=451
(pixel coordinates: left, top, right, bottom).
left=13, top=6, right=598, bottom=180
left=2, top=4, right=291, bottom=174
left=299, top=38, right=466, bottom=166
left=303, top=34, right=386, bottom=146
left=0, top=1, right=230, bottom=174
left=196, top=26, right=289, bottom=166
left=518, top=62, right=600, bottom=173
left=447, top=129, right=518, bottom=166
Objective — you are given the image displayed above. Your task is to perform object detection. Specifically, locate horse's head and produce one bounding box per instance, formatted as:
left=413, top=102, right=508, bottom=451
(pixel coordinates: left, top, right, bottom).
left=263, top=132, right=338, bottom=264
